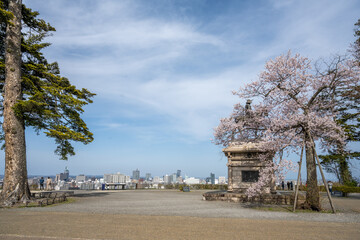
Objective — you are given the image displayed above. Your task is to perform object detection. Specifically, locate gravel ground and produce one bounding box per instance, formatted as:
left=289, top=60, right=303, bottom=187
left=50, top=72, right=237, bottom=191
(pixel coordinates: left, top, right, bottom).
left=6, top=189, right=360, bottom=223
left=0, top=190, right=359, bottom=240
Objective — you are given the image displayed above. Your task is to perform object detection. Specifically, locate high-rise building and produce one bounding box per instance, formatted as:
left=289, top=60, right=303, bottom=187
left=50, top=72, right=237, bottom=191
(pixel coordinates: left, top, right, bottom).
left=55, top=167, right=70, bottom=182
left=176, top=170, right=181, bottom=178
left=170, top=173, right=177, bottom=183
left=63, top=166, right=69, bottom=181
left=210, top=173, right=215, bottom=185
left=145, top=173, right=151, bottom=181
left=132, top=169, right=140, bottom=180
left=103, top=173, right=130, bottom=184
left=163, top=174, right=170, bottom=184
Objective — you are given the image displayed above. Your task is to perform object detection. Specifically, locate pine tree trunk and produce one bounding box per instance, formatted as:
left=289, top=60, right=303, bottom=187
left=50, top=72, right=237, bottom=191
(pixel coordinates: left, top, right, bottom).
left=339, top=159, right=353, bottom=186
left=304, top=132, right=320, bottom=211
left=1, top=0, right=30, bottom=205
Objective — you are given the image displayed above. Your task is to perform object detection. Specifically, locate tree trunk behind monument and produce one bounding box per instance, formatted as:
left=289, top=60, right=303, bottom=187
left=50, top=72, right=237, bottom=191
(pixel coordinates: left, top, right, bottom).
left=1, top=0, right=30, bottom=204
left=304, top=132, right=320, bottom=211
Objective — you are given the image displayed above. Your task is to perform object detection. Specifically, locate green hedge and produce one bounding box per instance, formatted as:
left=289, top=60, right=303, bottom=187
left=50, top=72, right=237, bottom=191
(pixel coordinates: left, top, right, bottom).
left=293, top=185, right=360, bottom=194
left=318, top=185, right=360, bottom=193
left=332, top=186, right=360, bottom=193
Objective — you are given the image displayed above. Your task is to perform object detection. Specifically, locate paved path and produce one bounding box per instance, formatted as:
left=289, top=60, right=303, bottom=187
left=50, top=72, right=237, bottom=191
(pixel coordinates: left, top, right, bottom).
left=0, top=190, right=359, bottom=239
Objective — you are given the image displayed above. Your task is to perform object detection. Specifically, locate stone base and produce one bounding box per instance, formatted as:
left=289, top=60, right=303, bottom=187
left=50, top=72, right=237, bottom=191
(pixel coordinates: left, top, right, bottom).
left=202, top=191, right=305, bottom=205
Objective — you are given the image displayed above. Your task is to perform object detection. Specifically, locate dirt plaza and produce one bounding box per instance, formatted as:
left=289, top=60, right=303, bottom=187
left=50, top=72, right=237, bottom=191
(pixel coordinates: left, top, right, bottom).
left=0, top=190, right=359, bottom=240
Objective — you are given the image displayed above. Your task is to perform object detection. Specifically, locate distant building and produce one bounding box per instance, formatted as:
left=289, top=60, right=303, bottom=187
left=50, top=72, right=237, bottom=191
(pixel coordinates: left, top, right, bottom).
left=170, top=173, right=177, bottom=183
left=125, top=175, right=131, bottom=183
left=63, top=166, right=69, bottom=180
left=113, top=173, right=126, bottom=183
left=176, top=170, right=181, bottom=178
left=153, top=176, right=160, bottom=183
left=55, top=167, right=70, bottom=182
left=200, top=179, right=206, bottom=184
left=103, top=173, right=129, bottom=184
left=133, top=169, right=140, bottom=180
left=164, top=174, right=171, bottom=185
left=210, top=173, right=215, bottom=185
left=184, top=177, right=200, bottom=185
left=145, top=173, right=151, bottom=181
left=103, top=174, right=112, bottom=183
left=76, top=174, right=86, bottom=183
left=176, top=176, right=183, bottom=183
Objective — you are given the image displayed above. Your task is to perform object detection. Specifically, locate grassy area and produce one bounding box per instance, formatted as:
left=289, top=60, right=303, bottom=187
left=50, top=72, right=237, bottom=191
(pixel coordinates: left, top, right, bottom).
left=0, top=197, right=76, bottom=209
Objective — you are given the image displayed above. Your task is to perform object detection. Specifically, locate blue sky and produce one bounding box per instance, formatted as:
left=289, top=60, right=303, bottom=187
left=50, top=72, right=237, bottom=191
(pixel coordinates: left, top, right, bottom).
left=1, top=0, right=360, bottom=179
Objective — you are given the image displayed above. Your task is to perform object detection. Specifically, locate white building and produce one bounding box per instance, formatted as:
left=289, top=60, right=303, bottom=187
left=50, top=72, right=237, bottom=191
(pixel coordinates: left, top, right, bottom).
left=103, top=173, right=130, bottom=184
left=103, top=174, right=112, bottom=183
left=76, top=174, right=86, bottom=183
left=170, top=173, right=177, bottom=183
left=153, top=176, right=160, bottom=183
left=184, top=177, right=200, bottom=185
left=163, top=175, right=171, bottom=184
left=112, top=173, right=126, bottom=183
left=176, top=176, right=183, bottom=183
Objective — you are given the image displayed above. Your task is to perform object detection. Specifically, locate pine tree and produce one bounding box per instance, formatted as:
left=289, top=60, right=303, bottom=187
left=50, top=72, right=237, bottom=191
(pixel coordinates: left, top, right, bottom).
left=319, top=20, right=360, bottom=186
left=0, top=0, right=95, bottom=204
left=354, top=19, right=360, bottom=63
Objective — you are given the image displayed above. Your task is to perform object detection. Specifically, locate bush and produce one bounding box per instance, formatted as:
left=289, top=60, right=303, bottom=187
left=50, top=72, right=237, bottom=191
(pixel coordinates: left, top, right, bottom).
left=319, top=185, right=360, bottom=197
left=333, top=186, right=360, bottom=193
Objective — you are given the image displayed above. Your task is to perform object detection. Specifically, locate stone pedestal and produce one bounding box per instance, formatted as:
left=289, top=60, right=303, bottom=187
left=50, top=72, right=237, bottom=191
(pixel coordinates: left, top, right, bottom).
left=203, top=191, right=305, bottom=205
left=224, top=142, right=276, bottom=194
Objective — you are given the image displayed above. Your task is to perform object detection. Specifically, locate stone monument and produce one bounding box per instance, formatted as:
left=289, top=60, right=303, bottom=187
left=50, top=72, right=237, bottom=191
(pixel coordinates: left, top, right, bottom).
left=223, top=141, right=276, bottom=194
left=203, top=100, right=304, bottom=205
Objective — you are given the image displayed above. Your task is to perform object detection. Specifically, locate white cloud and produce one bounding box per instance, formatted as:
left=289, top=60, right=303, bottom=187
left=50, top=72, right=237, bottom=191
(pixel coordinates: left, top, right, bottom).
left=26, top=0, right=360, bottom=143
left=256, top=0, right=359, bottom=59
left=15, top=0, right=360, bottom=177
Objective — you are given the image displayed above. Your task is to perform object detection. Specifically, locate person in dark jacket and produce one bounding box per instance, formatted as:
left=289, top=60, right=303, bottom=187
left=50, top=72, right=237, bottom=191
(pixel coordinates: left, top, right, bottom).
left=39, top=177, right=44, bottom=190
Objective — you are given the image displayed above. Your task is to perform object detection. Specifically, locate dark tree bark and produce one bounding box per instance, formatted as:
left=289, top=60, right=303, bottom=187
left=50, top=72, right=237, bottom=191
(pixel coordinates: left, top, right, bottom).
left=1, top=0, right=30, bottom=205
left=304, top=131, right=320, bottom=211
left=339, top=160, right=353, bottom=185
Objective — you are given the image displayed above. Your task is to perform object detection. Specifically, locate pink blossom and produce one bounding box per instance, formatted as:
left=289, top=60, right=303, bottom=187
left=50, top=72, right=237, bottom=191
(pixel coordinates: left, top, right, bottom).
left=214, top=51, right=359, bottom=197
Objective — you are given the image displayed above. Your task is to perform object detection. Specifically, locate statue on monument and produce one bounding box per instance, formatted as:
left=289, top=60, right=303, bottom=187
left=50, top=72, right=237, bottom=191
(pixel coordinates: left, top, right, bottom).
left=224, top=100, right=276, bottom=194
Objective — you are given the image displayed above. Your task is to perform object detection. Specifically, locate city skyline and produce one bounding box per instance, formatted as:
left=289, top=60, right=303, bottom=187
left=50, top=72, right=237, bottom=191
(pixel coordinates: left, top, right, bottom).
left=0, top=0, right=359, bottom=180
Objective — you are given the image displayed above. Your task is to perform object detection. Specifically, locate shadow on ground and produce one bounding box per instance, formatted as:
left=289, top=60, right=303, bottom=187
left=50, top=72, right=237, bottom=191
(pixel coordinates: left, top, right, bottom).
left=72, top=192, right=110, bottom=198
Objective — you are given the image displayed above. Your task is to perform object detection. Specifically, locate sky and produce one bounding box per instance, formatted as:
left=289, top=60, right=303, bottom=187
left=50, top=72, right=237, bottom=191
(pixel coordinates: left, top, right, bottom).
left=1, top=0, right=360, bottom=179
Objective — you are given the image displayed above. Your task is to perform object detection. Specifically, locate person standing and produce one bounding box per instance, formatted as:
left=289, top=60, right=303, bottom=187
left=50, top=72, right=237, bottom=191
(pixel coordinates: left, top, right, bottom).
left=46, top=177, right=52, bottom=191
left=39, top=177, right=44, bottom=190
left=281, top=181, right=285, bottom=190
left=328, top=181, right=333, bottom=195
left=287, top=181, right=290, bottom=190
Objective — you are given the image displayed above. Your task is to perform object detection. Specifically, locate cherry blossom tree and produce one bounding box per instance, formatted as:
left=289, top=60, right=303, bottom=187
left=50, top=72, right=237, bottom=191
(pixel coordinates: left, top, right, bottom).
left=214, top=51, right=359, bottom=210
